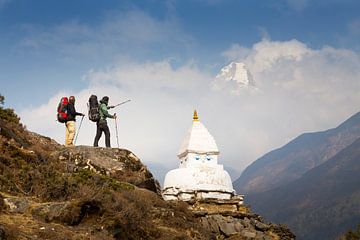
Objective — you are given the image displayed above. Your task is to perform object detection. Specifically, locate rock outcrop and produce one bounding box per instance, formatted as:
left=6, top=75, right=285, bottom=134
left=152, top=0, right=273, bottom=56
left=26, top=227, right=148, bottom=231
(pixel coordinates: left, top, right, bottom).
left=57, top=146, right=161, bottom=194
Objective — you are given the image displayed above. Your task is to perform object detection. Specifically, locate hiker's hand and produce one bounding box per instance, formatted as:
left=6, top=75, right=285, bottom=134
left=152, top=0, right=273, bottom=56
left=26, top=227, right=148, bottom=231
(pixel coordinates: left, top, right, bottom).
left=108, top=105, right=114, bottom=109
left=81, top=113, right=85, bottom=116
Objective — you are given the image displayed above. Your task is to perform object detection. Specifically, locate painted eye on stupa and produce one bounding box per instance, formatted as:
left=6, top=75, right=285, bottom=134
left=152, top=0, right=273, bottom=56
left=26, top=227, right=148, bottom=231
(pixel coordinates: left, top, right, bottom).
left=195, top=155, right=200, bottom=161
left=206, top=156, right=212, bottom=161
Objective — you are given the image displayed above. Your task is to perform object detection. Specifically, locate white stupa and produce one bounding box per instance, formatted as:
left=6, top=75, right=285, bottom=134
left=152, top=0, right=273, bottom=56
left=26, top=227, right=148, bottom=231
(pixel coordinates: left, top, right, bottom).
left=162, top=111, right=236, bottom=201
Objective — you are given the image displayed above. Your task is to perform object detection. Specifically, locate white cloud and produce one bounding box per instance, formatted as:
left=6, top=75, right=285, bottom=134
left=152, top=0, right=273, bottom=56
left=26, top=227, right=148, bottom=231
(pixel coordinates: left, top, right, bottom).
left=85, top=60, right=208, bottom=92
left=20, top=39, right=360, bottom=185
left=222, top=44, right=251, bottom=61
left=218, top=39, right=360, bottom=127
left=246, top=39, right=311, bottom=74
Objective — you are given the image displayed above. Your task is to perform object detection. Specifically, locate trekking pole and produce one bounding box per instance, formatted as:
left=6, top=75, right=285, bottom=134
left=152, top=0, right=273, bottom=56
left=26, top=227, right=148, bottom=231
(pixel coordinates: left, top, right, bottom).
left=114, top=115, right=120, bottom=148
left=111, top=99, right=131, bottom=108
left=74, top=115, right=84, bottom=145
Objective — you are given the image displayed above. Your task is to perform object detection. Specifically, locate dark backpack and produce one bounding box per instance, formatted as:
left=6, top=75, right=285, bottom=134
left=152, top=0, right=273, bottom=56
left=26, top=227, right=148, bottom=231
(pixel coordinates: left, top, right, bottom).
left=88, top=95, right=100, bottom=122
left=57, top=97, right=69, bottom=123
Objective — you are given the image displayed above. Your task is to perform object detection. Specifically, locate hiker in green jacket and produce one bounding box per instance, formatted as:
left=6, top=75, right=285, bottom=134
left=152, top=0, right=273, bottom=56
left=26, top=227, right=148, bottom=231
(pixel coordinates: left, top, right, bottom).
left=93, top=96, right=116, bottom=147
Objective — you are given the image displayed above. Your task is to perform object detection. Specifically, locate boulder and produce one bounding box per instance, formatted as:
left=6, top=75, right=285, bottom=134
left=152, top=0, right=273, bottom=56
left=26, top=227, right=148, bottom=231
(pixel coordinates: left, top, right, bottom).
left=57, top=146, right=161, bottom=194
left=3, top=197, right=29, bottom=213
left=218, top=221, right=237, bottom=237
left=254, top=220, right=270, bottom=231
left=241, top=230, right=256, bottom=238
left=206, top=216, right=220, bottom=233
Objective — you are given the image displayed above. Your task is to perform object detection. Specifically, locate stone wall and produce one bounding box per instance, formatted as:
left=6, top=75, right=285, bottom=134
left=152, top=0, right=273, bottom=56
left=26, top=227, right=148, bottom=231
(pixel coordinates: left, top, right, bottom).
left=187, top=198, right=295, bottom=240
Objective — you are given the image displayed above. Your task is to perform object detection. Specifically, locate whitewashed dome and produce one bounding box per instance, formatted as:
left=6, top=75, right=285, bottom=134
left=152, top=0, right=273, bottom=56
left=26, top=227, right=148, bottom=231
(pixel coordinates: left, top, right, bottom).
left=163, top=111, right=235, bottom=201
left=178, top=110, right=219, bottom=158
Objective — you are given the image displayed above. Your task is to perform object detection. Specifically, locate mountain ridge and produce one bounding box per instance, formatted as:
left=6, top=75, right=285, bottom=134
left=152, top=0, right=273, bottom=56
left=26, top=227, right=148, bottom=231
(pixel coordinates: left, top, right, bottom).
left=246, top=136, right=360, bottom=239
left=234, top=111, right=360, bottom=194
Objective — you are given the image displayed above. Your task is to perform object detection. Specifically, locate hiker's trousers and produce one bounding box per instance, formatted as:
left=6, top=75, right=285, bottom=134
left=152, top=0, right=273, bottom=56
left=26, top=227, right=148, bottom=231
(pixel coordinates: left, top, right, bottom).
left=65, top=121, right=76, bottom=146
left=93, top=120, right=111, bottom=148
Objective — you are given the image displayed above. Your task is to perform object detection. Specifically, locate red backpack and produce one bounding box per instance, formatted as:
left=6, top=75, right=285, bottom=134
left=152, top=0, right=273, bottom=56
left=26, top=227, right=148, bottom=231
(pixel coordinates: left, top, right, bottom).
left=57, top=97, right=69, bottom=123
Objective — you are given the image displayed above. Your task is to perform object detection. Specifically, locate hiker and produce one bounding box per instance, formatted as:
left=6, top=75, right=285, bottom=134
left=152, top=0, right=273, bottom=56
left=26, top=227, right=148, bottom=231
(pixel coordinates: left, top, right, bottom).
left=65, top=96, right=85, bottom=146
left=93, top=96, right=116, bottom=148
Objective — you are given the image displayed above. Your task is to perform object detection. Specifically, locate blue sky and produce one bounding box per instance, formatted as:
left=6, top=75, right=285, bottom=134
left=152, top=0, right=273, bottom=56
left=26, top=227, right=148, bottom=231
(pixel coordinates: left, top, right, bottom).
left=1, top=0, right=360, bottom=182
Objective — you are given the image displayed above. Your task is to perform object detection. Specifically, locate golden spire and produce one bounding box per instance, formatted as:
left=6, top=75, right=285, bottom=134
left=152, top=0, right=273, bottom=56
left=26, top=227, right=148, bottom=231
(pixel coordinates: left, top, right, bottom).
left=193, top=110, right=199, bottom=122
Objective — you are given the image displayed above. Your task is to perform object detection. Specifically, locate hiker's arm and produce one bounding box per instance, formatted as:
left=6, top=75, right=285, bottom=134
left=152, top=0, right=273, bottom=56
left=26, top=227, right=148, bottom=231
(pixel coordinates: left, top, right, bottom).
left=71, top=105, right=84, bottom=116
left=75, top=111, right=85, bottom=116
left=101, top=105, right=115, bottom=118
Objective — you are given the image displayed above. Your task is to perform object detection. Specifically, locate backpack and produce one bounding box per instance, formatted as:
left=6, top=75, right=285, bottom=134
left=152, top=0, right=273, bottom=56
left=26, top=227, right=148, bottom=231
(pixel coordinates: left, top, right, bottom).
left=57, top=97, right=69, bottom=123
left=88, top=95, right=100, bottom=122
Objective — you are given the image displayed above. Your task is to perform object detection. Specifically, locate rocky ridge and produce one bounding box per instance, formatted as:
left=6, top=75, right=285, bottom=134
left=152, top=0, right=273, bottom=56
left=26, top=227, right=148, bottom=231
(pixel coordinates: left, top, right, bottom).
left=234, top=111, right=360, bottom=195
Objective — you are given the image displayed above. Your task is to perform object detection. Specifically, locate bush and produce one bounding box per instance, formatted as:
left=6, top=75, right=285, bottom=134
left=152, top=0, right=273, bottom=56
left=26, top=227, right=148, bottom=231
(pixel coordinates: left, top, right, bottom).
left=0, top=94, right=20, bottom=125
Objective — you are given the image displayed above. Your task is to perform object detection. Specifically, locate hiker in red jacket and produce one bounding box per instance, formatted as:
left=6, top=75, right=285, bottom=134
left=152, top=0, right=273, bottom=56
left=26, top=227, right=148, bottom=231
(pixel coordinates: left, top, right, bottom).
left=65, top=96, right=85, bottom=146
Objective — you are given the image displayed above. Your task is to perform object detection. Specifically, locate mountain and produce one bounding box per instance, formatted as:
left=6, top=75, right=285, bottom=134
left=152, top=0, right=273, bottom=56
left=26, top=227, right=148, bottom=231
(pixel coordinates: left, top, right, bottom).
left=234, top=111, right=360, bottom=194
left=215, top=62, right=254, bottom=87
left=246, top=136, right=360, bottom=240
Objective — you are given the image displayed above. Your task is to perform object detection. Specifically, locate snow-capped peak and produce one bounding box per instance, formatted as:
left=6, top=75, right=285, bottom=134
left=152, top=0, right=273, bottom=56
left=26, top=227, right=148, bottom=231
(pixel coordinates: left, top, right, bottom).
left=215, top=62, right=254, bottom=87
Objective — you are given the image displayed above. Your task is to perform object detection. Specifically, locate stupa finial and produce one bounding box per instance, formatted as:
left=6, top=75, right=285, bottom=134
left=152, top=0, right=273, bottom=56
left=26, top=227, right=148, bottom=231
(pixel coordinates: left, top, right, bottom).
left=193, top=110, right=199, bottom=122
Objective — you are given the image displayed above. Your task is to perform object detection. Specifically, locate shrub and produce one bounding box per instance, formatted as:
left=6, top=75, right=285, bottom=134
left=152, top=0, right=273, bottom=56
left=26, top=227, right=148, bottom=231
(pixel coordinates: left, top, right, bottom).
left=0, top=94, right=20, bottom=125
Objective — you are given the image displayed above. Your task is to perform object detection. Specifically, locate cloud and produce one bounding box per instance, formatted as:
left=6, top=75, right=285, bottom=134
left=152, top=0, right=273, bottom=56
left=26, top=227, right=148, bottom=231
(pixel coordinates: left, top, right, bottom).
left=20, top=39, right=360, bottom=185
left=19, top=10, right=194, bottom=62
left=245, top=39, right=311, bottom=74
left=222, top=44, right=251, bottom=60
left=85, top=60, right=208, bottom=92
left=218, top=39, right=360, bottom=124
left=220, top=39, right=360, bottom=95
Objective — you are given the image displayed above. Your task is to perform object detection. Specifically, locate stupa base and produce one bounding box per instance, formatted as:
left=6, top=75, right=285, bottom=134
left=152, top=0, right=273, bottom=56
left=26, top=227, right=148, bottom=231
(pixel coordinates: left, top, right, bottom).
left=162, top=187, right=244, bottom=204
